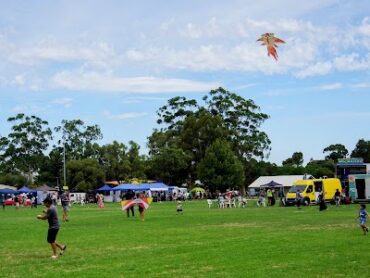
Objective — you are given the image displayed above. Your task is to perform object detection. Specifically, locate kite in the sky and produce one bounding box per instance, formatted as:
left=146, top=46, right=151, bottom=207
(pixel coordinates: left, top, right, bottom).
left=257, top=33, right=285, bottom=60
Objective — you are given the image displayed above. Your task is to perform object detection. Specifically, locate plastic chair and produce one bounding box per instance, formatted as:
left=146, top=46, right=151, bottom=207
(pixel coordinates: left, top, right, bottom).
left=239, top=197, right=247, bottom=208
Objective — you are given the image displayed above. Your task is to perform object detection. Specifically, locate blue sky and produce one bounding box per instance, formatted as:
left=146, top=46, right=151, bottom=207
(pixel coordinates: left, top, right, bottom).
left=0, top=0, right=370, bottom=165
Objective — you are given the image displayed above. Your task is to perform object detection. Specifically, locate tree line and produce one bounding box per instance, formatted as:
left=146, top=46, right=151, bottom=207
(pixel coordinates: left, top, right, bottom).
left=1, top=87, right=370, bottom=192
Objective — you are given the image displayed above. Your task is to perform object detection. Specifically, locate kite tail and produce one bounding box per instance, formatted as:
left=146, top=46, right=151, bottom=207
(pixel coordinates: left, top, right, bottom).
left=267, top=46, right=278, bottom=60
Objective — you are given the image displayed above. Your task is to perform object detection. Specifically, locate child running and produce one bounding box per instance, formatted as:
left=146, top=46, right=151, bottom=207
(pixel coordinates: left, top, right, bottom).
left=176, top=200, right=183, bottom=214
left=358, top=204, right=369, bottom=235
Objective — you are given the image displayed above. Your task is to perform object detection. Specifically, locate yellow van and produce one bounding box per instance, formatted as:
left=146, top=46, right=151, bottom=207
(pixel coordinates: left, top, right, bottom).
left=285, top=178, right=342, bottom=205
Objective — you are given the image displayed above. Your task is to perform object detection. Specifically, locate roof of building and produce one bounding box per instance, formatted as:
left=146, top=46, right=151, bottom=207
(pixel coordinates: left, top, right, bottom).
left=0, top=184, right=17, bottom=190
left=248, top=175, right=313, bottom=189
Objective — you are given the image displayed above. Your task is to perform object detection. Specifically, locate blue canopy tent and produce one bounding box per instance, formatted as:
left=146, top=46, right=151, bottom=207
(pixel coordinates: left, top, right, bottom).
left=17, top=186, right=37, bottom=194
left=113, top=183, right=151, bottom=192
left=0, top=188, right=17, bottom=195
left=147, top=182, right=169, bottom=191
left=96, top=185, right=112, bottom=192
left=113, top=183, right=136, bottom=191
left=137, top=184, right=151, bottom=191
left=95, top=184, right=114, bottom=202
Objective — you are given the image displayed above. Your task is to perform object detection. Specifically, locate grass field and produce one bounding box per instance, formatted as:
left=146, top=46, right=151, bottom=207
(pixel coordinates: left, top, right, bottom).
left=0, top=200, right=369, bottom=278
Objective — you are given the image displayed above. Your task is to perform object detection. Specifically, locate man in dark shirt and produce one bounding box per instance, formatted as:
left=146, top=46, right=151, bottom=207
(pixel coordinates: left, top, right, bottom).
left=125, top=189, right=135, bottom=217
left=334, top=189, right=341, bottom=207
left=37, top=197, right=67, bottom=259
left=60, top=191, right=70, bottom=222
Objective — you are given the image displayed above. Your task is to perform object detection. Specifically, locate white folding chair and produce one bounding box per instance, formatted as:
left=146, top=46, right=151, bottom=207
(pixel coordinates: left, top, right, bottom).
left=207, top=199, right=213, bottom=208
left=242, top=197, right=247, bottom=208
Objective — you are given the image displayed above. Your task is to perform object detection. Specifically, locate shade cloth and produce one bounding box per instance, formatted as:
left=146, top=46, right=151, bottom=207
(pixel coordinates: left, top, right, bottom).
left=17, top=186, right=37, bottom=193
left=0, top=188, right=17, bottom=195
left=96, top=185, right=113, bottom=192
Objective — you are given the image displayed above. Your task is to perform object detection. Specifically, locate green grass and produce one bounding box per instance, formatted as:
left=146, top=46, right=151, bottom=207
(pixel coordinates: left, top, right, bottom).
left=0, top=201, right=369, bottom=278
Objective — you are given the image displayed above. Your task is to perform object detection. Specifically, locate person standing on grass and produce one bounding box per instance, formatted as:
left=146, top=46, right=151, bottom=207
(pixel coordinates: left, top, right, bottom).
left=125, top=189, right=135, bottom=217
left=358, top=204, right=369, bottom=235
left=15, top=195, right=20, bottom=210
left=97, top=193, right=104, bottom=208
left=60, top=191, right=70, bottom=222
left=318, top=190, right=327, bottom=211
left=176, top=200, right=183, bottom=214
left=137, top=192, right=146, bottom=221
left=334, top=189, right=341, bottom=207
left=37, top=197, right=67, bottom=259
left=278, top=189, right=286, bottom=206
left=295, top=190, right=302, bottom=209
left=257, top=191, right=266, bottom=207
left=267, top=188, right=273, bottom=206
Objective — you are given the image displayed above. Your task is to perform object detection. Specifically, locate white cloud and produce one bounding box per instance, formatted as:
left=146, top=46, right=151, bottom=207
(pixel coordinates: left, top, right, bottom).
left=206, top=18, right=222, bottom=37
left=351, top=82, right=370, bottom=89
left=333, top=53, right=370, bottom=71
left=295, top=62, right=332, bottom=78
left=180, top=23, right=203, bottom=39
left=1, top=36, right=121, bottom=69
left=126, top=44, right=291, bottom=74
left=231, top=83, right=257, bottom=91
left=103, top=110, right=148, bottom=120
left=126, top=50, right=146, bottom=61
left=358, top=17, right=370, bottom=36
left=4, top=72, right=43, bottom=91
left=12, top=104, right=44, bottom=113
left=122, top=17, right=370, bottom=77
left=52, top=70, right=219, bottom=93
left=2, top=14, right=370, bottom=88
left=0, top=76, right=8, bottom=86
left=122, top=96, right=167, bottom=104
left=52, top=97, right=73, bottom=108
left=317, top=83, right=343, bottom=90
left=12, top=75, right=25, bottom=85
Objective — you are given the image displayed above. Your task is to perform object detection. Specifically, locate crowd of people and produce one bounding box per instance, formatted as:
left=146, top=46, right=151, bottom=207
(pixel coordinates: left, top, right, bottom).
left=256, top=188, right=283, bottom=207
left=121, top=190, right=148, bottom=221
left=0, top=193, right=38, bottom=209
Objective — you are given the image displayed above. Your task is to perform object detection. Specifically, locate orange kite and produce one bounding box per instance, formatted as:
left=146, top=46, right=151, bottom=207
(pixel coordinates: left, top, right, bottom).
left=257, top=33, right=285, bottom=60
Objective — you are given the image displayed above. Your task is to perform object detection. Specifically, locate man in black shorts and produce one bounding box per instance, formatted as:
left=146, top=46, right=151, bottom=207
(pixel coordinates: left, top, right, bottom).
left=37, top=197, right=67, bottom=259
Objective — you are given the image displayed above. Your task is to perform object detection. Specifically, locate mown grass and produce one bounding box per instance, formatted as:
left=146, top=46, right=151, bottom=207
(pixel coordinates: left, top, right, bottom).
left=0, top=200, right=368, bottom=278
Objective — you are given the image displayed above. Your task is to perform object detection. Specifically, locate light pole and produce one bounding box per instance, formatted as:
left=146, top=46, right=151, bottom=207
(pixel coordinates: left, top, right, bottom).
left=63, top=136, right=66, bottom=189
